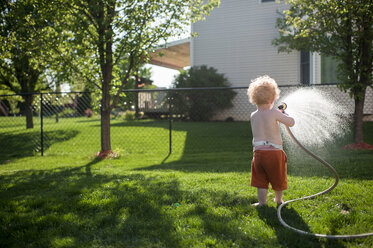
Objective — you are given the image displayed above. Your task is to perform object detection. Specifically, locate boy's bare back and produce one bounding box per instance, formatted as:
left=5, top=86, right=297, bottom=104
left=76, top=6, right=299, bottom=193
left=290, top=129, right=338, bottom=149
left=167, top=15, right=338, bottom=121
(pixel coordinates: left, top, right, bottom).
left=251, top=106, right=295, bottom=146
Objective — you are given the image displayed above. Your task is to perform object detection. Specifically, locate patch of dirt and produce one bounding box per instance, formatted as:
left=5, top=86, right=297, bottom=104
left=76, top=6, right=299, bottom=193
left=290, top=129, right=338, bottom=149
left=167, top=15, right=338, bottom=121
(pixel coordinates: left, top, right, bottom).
left=95, top=150, right=120, bottom=159
left=342, top=142, right=373, bottom=150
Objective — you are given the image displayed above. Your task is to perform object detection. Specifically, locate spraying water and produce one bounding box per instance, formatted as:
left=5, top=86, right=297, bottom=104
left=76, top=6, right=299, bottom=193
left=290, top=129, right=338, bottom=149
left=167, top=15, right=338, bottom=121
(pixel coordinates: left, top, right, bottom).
left=275, top=87, right=373, bottom=239
left=278, top=88, right=350, bottom=148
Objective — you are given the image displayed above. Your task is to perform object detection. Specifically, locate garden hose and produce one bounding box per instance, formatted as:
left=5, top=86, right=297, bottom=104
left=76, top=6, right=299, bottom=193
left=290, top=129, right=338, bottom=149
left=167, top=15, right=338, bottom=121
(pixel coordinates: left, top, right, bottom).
left=277, top=125, right=373, bottom=239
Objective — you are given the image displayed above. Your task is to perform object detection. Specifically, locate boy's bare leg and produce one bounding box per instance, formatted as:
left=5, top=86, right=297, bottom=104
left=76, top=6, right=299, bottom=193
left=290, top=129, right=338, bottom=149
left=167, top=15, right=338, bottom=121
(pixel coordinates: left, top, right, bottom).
left=255, top=188, right=268, bottom=206
left=274, top=190, right=284, bottom=204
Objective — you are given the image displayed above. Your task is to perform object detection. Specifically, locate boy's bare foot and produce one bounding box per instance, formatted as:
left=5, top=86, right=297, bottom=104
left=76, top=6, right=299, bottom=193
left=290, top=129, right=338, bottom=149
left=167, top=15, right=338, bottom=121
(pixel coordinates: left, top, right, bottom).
left=252, top=202, right=266, bottom=207
left=274, top=199, right=284, bottom=206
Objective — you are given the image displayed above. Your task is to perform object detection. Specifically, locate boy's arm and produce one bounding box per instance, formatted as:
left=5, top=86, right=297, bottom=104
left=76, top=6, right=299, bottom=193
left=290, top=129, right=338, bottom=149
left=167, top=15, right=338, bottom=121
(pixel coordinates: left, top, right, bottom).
left=275, top=109, right=295, bottom=127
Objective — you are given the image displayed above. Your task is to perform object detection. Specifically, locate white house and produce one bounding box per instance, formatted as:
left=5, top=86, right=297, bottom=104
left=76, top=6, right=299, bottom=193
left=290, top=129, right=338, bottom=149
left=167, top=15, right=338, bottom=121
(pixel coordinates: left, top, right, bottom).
left=149, top=1, right=373, bottom=120
left=150, top=0, right=339, bottom=87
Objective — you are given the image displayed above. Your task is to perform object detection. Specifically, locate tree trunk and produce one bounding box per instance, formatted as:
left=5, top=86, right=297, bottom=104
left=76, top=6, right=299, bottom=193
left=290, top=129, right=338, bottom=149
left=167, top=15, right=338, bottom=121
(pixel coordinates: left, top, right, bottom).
left=100, top=107, right=111, bottom=152
left=100, top=80, right=112, bottom=153
left=135, top=71, right=140, bottom=119
left=96, top=1, right=121, bottom=156
left=353, top=88, right=365, bottom=143
left=13, top=49, right=39, bottom=130
left=353, top=14, right=372, bottom=144
left=23, top=94, right=34, bottom=129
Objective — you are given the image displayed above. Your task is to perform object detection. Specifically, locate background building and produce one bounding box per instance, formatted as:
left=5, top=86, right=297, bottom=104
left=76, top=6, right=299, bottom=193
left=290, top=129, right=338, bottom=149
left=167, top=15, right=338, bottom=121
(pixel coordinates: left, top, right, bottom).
left=148, top=1, right=373, bottom=121
left=150, top=0, right=340, bottom=87
left=192, top=0, right=327, bottom=86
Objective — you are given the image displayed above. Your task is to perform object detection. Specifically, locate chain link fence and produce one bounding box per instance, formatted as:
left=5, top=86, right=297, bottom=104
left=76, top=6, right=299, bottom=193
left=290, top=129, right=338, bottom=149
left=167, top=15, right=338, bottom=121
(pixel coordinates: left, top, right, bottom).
left=1, top=85, right=372, bottom=160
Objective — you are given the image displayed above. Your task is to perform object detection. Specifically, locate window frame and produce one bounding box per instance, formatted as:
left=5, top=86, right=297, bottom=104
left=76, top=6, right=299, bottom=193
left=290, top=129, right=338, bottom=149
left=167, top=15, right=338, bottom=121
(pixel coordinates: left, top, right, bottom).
left=300, top=51, right=310, bottom=85
left=259, top=0, right=276, bottom=3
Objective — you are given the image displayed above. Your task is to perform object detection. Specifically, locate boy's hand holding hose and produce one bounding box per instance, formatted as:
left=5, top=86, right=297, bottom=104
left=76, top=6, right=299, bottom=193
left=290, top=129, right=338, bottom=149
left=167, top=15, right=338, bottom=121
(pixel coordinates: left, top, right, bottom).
left=278, top=103, right=288, bottom=114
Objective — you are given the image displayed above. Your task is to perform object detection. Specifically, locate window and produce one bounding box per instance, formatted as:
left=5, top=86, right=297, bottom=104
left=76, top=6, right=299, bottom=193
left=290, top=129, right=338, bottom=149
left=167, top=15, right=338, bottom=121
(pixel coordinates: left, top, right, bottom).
left=300, top=51, right=310, bottom=85
left=321, top=55, right=339, bottom=84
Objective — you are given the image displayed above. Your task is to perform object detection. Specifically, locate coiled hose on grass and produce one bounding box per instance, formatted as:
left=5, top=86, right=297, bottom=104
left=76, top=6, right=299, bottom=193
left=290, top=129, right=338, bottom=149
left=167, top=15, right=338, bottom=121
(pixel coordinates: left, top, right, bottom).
left=277, top=126, right=373, bottom=239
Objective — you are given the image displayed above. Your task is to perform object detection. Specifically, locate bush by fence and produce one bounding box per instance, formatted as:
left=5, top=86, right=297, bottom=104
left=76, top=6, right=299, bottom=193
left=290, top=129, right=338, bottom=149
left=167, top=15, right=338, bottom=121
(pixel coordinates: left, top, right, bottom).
left=0, top=84, right=372, bottom=159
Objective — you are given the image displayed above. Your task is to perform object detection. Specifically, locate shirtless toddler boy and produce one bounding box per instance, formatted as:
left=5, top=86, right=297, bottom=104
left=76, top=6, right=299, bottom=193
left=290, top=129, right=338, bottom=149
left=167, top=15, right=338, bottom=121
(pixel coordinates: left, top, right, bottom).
left=247, top=75, right=295, bottom=206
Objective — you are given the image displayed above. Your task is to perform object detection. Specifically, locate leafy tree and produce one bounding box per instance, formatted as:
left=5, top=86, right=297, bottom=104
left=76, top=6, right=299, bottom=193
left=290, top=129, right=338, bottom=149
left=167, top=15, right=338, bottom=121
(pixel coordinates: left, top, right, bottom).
left=170, top=65, right=236, bottom=121
left=0, top=0, right=64, bottom=128
left=64, top=0, right=220, bottom=157
left=273, top=0, right=373, bottom=144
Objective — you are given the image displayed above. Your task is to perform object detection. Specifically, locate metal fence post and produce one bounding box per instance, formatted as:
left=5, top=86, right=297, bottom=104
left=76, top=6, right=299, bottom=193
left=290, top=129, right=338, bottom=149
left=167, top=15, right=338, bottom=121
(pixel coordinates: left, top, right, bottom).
left=40, top=93, right=44, bottom=156
left=169, top=96, right=172, bottom=155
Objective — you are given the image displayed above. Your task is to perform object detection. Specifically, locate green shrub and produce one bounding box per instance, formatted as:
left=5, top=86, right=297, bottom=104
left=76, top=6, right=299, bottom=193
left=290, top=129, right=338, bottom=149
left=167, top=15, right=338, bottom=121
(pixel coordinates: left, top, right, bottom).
left=169, top=65, right=236, bottom=121
left=60, top=108, right=76, bottom=117
left=123, top=110, right=144, bottom=120
left=124, top=110, right=136, bottom=121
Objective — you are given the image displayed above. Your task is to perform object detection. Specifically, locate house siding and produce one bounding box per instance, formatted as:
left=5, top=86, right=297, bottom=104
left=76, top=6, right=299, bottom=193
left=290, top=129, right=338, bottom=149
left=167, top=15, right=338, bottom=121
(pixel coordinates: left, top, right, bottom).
left=192, top=0, right=300, bottom=87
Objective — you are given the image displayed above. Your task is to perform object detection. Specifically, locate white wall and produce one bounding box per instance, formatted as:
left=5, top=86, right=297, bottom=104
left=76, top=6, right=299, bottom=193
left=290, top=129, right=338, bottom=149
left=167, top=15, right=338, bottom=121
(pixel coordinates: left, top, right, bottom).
left=192, top=0, right=299, bottom=86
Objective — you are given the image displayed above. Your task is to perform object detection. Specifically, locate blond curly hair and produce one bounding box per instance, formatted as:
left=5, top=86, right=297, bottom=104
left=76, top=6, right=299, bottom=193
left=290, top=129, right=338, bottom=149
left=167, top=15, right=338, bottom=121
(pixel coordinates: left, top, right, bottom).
left=247, top=75, right=280, bottom=105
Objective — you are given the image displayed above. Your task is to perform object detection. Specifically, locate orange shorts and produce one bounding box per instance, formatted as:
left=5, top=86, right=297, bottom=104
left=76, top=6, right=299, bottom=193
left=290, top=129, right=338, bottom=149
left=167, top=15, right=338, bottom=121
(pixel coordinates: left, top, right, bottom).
left=250, top=150, right=287, bottom=191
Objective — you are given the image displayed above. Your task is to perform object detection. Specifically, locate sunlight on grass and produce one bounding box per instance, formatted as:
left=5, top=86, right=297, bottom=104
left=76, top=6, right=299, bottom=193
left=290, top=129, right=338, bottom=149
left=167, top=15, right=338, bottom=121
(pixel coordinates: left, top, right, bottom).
left=52, top=237, right=75, bottom=248
left=0, top=118, right=372, bottom=247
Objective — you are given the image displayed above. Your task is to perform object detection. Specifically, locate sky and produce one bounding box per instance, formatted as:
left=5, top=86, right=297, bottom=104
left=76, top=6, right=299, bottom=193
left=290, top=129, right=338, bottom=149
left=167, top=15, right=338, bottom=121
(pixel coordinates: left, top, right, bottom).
left=60, top=62, right=181, bottom=91
left=144, top=64, right=180, bottom=88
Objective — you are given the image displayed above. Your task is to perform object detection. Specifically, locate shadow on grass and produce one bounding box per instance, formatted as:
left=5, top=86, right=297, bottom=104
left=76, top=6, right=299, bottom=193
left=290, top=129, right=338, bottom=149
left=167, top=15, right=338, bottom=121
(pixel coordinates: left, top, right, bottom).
left=0, top=156, right=368, bottom=247
left=182, top=196, right=259, bottom=247
left=256, top=206, right=346, bottom=248
left=0, top=161, right=183, bottom=247
left=0, top=159, right=265, bottom=247
left=0, top=129, right=79, bottom=164
left=2, top=157, right=290, bottom=247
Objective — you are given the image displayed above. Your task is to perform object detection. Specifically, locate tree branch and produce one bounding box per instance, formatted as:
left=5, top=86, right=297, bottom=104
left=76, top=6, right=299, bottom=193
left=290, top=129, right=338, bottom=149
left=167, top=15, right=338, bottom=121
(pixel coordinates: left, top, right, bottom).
left=67, top=1, right=99, bottom=31
left=0, top=70, right=16, bottom=92
left=110, top=51, right=135, bottom=110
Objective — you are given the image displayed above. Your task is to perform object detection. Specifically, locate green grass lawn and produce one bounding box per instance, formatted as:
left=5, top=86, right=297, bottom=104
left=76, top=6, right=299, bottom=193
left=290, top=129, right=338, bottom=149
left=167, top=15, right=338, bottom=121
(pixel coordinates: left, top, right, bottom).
left=0, top=117, right=372, bottom=247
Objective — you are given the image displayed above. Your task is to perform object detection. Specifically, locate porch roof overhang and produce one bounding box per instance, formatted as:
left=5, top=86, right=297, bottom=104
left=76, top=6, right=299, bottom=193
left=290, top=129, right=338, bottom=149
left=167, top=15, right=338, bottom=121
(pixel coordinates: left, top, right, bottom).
left=149, top=38, right=190, bottom=70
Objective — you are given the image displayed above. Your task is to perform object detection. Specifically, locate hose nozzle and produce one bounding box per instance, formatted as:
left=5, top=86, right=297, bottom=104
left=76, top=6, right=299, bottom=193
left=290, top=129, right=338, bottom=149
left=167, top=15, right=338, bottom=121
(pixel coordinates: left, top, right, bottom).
left=278, top=103, right=287, bottom=112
